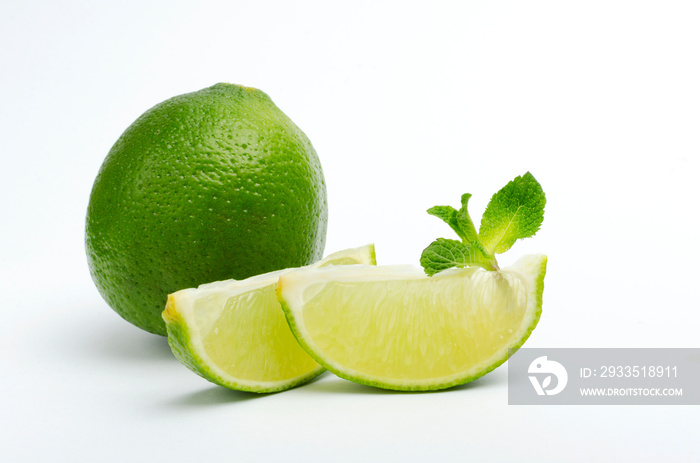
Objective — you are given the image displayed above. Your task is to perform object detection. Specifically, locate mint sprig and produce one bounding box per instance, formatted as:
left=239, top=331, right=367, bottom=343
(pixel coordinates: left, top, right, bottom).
left=420, top=172, right=545, bottom=276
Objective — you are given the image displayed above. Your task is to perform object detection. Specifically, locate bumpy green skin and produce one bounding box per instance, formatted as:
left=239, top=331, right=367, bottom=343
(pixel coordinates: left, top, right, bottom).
left=163, top=307, right=325, bottom=393
left=86, top=84, right=328, bottom=335
left=279, top=256, right=547, bottom=392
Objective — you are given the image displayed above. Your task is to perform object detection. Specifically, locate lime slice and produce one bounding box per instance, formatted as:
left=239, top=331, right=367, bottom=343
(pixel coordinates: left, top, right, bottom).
left=162, top=244, right=376, bottom=393
left=277, top=254, right=546, bottom=391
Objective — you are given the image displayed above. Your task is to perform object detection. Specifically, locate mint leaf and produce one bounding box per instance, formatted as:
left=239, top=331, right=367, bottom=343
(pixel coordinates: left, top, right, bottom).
left=420, top=238, right=494, bottom=276
left=478, top=172, right=545, bottom=255
left=427, top=194, right=479, bottom=244
left=420, top=172, right=545, bottom=276
left=455, top=193, right=478, bottom=243
left=426, top=206, right=462, bottom=239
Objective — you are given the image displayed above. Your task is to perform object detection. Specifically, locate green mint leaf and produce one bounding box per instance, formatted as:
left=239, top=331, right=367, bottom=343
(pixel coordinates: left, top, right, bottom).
left=427, top=194, right=479, bottom=244
left=455, top=193, right=478, bottom=244
left=420, top=238, right=495, bottom=276
left=421, top=172, right=545, bottom=276
left=420, top=239, right=470, bottom=277
left=478, top=172, right=545, bottom=255
left=426, top=205, right=463, bottom=240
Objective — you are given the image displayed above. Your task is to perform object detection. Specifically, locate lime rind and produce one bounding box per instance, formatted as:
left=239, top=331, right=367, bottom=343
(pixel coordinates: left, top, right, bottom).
left=163, top=294, right=325, bottom=393
left=86, top=83, right=329, bottom=336
left=277, top=254, right=547, bottom=391
left=162, top=244, right=375, bottom=393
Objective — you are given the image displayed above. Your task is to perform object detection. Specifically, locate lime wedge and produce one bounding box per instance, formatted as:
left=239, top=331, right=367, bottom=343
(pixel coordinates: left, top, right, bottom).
left=276, top=254, right=546, bottom=391
left=162, top=244, right=376, bottom=393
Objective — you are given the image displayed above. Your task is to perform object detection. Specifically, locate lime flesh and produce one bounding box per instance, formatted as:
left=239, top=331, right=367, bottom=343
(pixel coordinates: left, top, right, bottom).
left=277, top=254, right=546, bottom=391
left=163, top=244, right=376, bottom=393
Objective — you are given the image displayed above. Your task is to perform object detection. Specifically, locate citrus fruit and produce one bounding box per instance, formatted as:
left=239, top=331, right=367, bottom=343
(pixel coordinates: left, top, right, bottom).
left=162, top=244, right=376, bottom=393
left=86, top=83, right=328, bottom=335
left=276, top=254, right=546, bottom=391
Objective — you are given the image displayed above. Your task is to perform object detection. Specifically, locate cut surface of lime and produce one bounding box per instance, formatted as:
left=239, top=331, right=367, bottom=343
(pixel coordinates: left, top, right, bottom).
left=277, top=254, right=546, bottom=391
left=163, top=244, right=376, bottom=393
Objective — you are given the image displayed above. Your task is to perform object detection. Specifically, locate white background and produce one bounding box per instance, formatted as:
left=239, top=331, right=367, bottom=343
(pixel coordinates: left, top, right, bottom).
left=2, top=1, right=698, bottom=461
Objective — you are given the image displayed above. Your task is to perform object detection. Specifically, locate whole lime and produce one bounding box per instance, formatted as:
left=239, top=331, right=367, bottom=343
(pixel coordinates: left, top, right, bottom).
left=86, top=83, right=328, bottom=335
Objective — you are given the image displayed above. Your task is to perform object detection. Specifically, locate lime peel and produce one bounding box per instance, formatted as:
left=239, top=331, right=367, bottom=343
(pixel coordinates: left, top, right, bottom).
left=86, top=83, right=328, bottom=335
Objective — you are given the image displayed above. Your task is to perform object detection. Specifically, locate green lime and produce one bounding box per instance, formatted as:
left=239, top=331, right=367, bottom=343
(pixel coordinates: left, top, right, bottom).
left=163, top=244, right=376, bottom=393
left=277, top=254, right=546, bottom=391
left=86, top=83, right=328, bottom=336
